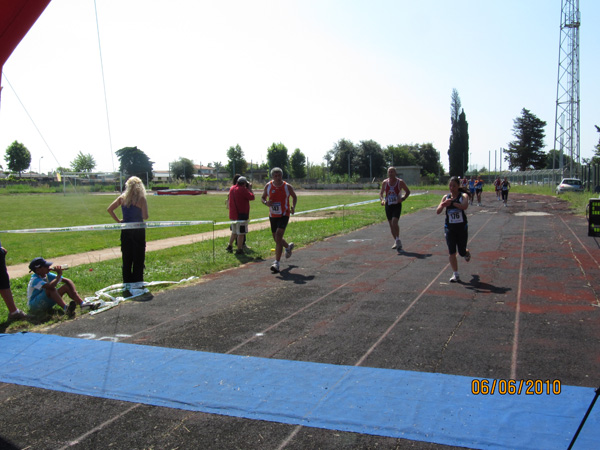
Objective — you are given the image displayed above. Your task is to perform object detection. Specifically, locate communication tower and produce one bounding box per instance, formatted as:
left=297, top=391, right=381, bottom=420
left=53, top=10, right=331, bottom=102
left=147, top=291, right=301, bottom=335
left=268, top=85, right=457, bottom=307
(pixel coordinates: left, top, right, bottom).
left=553, top=0, right=580, bottom=178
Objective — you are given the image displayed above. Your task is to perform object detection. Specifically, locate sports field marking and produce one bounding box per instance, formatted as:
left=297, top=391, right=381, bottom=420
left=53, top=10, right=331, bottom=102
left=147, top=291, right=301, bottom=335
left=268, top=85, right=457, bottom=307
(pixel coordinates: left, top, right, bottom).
left=226, top=224, right=444, bottom=355
left=58, top=403, right=141, bottom=450
left=510, top=216, right=527, bottom=380
left=278, top=214, right=497, bottom=447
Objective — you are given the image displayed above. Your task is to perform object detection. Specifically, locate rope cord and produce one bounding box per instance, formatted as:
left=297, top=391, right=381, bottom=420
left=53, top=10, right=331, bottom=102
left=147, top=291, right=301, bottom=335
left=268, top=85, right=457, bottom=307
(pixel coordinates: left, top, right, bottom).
left=2, top=73, right=60, bottom=169
left=93, top=0, right=115, bottom=172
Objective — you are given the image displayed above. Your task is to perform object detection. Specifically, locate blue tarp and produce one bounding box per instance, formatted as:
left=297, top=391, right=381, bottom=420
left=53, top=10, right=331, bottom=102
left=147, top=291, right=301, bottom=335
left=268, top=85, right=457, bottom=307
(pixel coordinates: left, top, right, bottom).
left=0, top=333, right=597, bottom=449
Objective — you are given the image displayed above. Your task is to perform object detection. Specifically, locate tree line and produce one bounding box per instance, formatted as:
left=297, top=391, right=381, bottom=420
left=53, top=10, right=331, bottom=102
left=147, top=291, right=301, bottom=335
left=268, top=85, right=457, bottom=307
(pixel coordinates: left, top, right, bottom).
left=447, top=89, right=600, bottom=175
left=5, top=92, right=600, bottom=182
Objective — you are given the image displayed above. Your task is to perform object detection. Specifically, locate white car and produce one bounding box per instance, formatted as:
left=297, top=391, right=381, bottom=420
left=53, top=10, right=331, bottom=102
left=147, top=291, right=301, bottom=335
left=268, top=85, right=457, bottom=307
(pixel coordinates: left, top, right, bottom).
left=556, top=178, right=584, bottom=194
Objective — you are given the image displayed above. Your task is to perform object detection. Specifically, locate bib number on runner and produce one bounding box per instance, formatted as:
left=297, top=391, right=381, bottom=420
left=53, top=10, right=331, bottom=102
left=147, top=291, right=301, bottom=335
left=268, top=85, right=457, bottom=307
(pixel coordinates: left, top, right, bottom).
left=387, top=192, right=398, bottom=205
left=448, top=209, right=463, bottom=224
left=270, top=202, right=282, bottom=215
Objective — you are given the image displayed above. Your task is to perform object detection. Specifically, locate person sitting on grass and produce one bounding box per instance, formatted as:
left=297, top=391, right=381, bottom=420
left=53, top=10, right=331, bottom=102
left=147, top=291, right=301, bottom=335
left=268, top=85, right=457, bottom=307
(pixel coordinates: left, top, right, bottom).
left=27, top=257, right=95, bottom=317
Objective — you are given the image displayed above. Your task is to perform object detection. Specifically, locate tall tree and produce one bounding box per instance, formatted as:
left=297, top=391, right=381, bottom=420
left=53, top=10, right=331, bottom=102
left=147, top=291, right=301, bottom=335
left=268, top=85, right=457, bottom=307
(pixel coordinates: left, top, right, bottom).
left=226, top=144, right=247, bottom=176
left=385, top=144, right=418, bottom=167
left=415, top=143, right=443, bottom=177
left=545, top=149, right=573, bottom=169
left=447, top=89, right=469, bottom=176
left=290, top=148, right=307, bottom=179
left=170, top=157, right=195, bottom=181
left=356, top=140, right=386, bottom=178
left=266, top=142, right=289, bottom=176
left=211, top=161, right=223, bottom=179
left=505, top=108, right=547, bottom=171
left=328, top=139, right=357, bottom=176
left=115, top=146, right=154, bottom=182
left=4, top=141, right=31, bottom=177
left=70, top=151, right=96, bottom=172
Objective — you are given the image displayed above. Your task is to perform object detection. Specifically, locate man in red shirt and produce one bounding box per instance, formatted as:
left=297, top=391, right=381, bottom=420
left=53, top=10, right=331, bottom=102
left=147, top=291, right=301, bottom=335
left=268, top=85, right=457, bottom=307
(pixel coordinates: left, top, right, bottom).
left=261, top=167, right=297, bottom=273
left=228, top=176, right=255, bottom=254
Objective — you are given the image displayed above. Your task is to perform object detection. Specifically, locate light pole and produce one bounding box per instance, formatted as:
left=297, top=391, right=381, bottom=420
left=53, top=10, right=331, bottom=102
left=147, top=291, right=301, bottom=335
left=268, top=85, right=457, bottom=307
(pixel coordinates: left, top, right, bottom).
left=39, top=156, right=43, bottom=175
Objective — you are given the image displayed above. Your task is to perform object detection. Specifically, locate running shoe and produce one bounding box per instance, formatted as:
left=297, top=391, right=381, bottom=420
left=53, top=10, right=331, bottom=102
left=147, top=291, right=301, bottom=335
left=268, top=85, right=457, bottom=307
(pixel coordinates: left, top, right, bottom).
left=464, top=250, right=471, bottom=262
left=270, top=261, right=280, bottom=273
left=449, top=274, right=460, bottom=283
left=225, top=245, right=233, bottom=253
left=391, top=242, right=397, bottom=249
left=65, top=300, right=77, bottom=318
left=285, top=243, right=294, bottom=259
left=396, top=239, right=403, bottom=252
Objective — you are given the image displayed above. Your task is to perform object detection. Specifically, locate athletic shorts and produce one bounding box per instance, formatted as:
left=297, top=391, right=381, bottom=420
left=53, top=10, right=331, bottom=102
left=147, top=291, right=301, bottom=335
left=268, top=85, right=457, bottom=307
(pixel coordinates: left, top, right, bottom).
left=385, top=203, right=402, bottom=221
left=269, top=216, right=290, bottom=233
left=0, top=249, right=10, bottom=290
left=28, top=290, right=56, bottom=315
left=231, top=213, right=249, bottom=235
left=445, top=224, right=468, bottom=257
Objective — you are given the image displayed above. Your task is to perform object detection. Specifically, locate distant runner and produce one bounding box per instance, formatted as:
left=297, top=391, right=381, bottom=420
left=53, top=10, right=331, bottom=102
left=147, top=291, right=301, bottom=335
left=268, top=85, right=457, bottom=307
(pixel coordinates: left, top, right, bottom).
left=501, top=177, right=511, bottom=207
left=468, top=176, right=476, bottom=205
left=494, top=176, right=502, bottom=201
left=475, top=176, right=484, bottom=206
left=379, top=167, right=410, bottom=253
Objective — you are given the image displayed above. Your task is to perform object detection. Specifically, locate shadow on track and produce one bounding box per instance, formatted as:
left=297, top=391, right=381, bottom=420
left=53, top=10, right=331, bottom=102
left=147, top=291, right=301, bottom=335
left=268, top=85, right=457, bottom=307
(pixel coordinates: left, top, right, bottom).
left=276, top=266, right=316, bottom=284
left=464, top=274, right=512, bottom=294
left=398, top=251, right=433, bottom=259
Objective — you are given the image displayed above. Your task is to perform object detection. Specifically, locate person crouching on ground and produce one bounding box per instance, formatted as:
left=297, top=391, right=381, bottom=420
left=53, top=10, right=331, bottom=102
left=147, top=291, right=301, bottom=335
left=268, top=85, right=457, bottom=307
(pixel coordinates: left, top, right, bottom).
left=436, top=176, right=471, bottom=283
left=227, top=176, right=255, bottom=255
left=107, top=176, right=149, bottom=286
left=27, top=257, right=92, bottom=317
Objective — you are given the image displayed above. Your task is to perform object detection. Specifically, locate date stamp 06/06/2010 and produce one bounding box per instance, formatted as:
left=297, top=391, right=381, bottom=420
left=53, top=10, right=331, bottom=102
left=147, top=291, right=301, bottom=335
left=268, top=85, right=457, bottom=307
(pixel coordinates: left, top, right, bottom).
left=471, top=379, right=562, bottom=396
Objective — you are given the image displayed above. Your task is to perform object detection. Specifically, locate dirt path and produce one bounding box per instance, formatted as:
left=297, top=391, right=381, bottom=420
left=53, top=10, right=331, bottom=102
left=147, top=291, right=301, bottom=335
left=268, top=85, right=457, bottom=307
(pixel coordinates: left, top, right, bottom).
left=6, top=216, right=317, bottom=279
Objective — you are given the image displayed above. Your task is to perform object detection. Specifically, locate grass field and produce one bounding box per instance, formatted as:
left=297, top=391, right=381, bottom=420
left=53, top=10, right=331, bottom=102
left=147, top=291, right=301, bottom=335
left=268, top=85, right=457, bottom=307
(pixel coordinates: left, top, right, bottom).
left=1, top=184, right=593, bottom=329
left=0, top=189, right=443, bottom=328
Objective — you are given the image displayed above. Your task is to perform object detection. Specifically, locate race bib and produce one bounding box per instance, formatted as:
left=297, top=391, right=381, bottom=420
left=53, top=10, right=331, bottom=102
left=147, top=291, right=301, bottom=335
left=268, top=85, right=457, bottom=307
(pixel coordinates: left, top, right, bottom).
left=387, top=191, right=398, bottom=205
left=448, top=208, right=463, bottom=224
left=270, top=202, right=282, bottom=215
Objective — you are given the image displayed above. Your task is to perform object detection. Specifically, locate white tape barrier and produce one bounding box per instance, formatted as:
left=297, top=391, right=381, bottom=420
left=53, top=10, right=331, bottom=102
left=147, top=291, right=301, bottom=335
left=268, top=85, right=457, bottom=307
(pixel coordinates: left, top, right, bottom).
left=86, top=277, right=198, bottom=315
left=1, top=195, right=427, bottom=234
left=0, top=220, right=214, bottom=234
left=4, top=194, right=425, bottom=314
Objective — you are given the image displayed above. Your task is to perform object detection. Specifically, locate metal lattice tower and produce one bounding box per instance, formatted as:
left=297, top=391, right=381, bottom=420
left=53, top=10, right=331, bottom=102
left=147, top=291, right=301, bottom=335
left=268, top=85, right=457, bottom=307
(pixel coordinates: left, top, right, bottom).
left=553, top=0, right=580, bottom=178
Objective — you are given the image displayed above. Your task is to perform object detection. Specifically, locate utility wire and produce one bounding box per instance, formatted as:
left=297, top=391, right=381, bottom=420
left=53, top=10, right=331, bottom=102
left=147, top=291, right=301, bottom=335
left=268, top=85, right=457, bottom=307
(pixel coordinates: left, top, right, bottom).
left=2, top=72, right=62, bottom=170
left=94, top=0, right=115, bottom=172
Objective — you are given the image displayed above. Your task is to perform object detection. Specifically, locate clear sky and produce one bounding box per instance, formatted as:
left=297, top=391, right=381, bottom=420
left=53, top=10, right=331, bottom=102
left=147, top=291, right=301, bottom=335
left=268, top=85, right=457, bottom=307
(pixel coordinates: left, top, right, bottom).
left=0, top=0, right=598, bottom=175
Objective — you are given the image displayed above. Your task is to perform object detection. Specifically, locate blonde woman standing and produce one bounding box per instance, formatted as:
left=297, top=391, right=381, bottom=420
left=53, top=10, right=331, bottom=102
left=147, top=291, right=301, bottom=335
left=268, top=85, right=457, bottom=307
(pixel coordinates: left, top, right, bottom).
left=107, top=176, right=149, bottom=284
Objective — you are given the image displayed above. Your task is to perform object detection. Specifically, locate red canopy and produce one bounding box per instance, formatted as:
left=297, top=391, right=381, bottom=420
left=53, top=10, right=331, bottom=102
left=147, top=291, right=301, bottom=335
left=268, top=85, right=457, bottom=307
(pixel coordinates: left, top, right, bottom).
left=0, top=0, right=51, bottom=102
